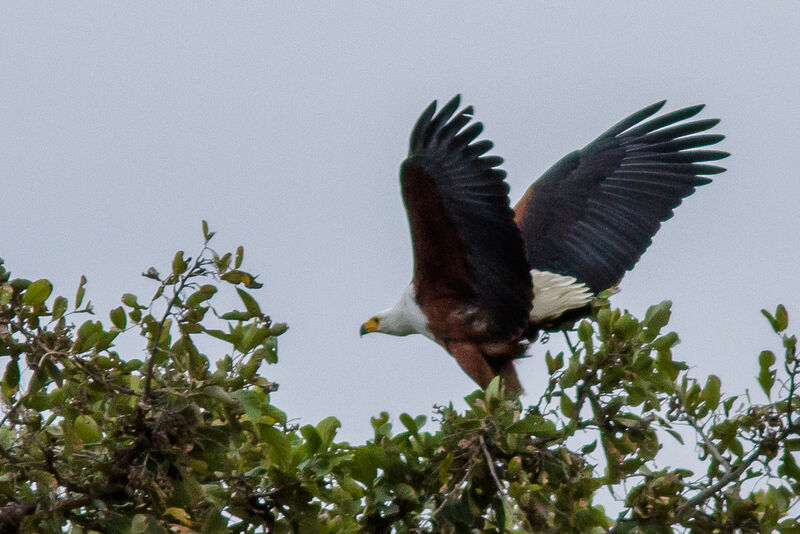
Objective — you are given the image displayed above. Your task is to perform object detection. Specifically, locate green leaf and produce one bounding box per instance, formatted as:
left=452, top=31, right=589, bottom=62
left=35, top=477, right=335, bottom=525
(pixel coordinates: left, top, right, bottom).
left=613, top=314, right=639, bottom=340
left=644, top=301, right=672, bottom=330
left=2, top=358, right=20, bottom=399
left=172, top=251, right=188, bottom=276
left=777, top=521, right=800, bottom=534
left=205, top=329, right=234, bottom=344
left=263, top=404, right=287, bottom=426
left=261, top=425, right=290, bottom=467
left=665, top=428, right=685, bottom=445
left=25, top=391, right=51, bottom=411
left=199, top=385, right=236, bottom=405
left=596, top=308, right=613, bottom=338
left=202, top=220, right=215, bottom=242
left=340, top=476, right=363, bottom=499
left=0, top=284, right=12, bottom=306
left=122, top=293, right=140, bottom=308
left=74, top=320, right=103, bottom=352
left=23, top=279, right=52, bottom=306
left=776, top=304, right=789, bottom=332
left=235, top=245, right=244, bottom=269
left=269, top=322, right=288, bottom=336
left=75, top=275, right=87, bottom=308
left=545, top=351, right=564, bottom=374
left=239, top=325, right=268, bottom=352
left=219, top=310, right=251, bottom=321
left=301, top=425, right=322, bottom=455
left=414, top=415, right=427, bottom=431
left=723, top=396, right=736, bottom=416
left=232, top=389, right=262, bottom=420
left=186, top=285, right=217, bottom=308
left=507, top=415, right=557, bottom=438
left=395, top=483, right=416, bottom=501
left=109, top=306, right=126, bottom=330
left=263, top=337, right=278, bottom=364
left=350, top=446, right=378, bottom=484
left=702, top=375, right=721, bottom=410
left=52, top=296, right=68, bottom=320
left=560, top=394, right=577, bottom=419
left=74, top=415, right=102, bottom=443
left=400, top=413, right=419, bottom=436
left=201, top=508, right=228, bottom=534
left=9, top=278, right=31, bottom=293
left=236, top=288, right=262, bottom=317
left=485, top=375, right=502, bottom=402
left=653, top=331, right=679, bottom=351
left=508, top=455, right=523, bottom=477
left=763, top=308, right=782, bottom=333
left=240, top=354, right=261, bottom=379
left=577, top=320, right=593, bottom=345
left=164, top=507, right=192, bottom=526
left=130, top=513, right=167, bottom=534
left=759, top=350, right=777, bottom=398
left=779, top=449, right=800, bottom=482
left=221, top=270, right=263, bottom=289
left=316, top=416, right=341, bottom=447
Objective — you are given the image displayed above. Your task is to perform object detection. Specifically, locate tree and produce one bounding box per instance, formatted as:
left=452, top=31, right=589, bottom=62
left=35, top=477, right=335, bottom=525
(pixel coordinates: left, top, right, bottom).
left=0, top=224, right=797, bottom=533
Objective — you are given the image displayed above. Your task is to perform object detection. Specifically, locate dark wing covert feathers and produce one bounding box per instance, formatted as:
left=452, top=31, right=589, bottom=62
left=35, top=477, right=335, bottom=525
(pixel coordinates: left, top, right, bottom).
left=401, top=95, right=532, bottom=337
left=515, top=101, right=728, bottom=293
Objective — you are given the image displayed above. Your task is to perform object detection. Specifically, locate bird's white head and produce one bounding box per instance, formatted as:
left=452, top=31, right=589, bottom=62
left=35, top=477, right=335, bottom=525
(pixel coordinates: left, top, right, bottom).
left=359, top=285, right=432, bottom=339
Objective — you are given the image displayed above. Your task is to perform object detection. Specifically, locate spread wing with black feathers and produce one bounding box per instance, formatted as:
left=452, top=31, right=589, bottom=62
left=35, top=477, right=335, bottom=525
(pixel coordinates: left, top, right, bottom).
left=401, top=95, right=532, bottom=337
left=514, top=101, right=728, bottom=293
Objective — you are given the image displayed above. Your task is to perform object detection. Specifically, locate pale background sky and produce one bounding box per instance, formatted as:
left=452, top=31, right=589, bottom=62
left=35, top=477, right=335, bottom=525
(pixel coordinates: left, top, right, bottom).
left=1, top=3, right=798, bottom=444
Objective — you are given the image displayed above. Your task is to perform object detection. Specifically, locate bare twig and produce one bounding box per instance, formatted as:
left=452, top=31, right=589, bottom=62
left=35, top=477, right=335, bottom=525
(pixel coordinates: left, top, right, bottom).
left=143, top=247, right=207, bottom=401
left=429, top=468, right=471, bottom=521
left=479, top=435, right=505, bottom=496
left=563, top=331, right=577, bottom=354
left=70, top=357, right=136, bottom=396
left=785, top=351, right=798, bottom=429
left=675, top=425, right=791, bottom=518
left=686, top=416, right=731, bottom=472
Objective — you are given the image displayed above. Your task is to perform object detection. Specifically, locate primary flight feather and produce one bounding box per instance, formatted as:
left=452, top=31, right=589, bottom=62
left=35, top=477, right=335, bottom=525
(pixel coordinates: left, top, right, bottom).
left=360, top=96, right=727, bottom=392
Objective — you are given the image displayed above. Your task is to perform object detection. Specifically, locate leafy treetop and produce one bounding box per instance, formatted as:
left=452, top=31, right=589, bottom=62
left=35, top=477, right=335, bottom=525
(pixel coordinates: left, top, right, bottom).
left=0, top=223, right=797, bottom=533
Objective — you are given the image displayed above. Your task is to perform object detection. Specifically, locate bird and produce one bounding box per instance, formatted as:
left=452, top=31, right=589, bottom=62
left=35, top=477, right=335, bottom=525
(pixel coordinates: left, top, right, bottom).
left=360, top=95, right=727, bottom=393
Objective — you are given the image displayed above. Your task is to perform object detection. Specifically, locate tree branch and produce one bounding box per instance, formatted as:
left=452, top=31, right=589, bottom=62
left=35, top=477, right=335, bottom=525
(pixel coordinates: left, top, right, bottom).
left=143, top=248, right=206, bottom=401
left=686, top=415, right=731, bottom=473
left=675, top=426, right=790, bottom=518
left=479, top=435, right=505, bottom=496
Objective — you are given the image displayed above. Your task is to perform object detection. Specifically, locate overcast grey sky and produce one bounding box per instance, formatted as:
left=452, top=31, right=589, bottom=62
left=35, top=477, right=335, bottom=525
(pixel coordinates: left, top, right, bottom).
left=1, top=3, right=798, bottom=443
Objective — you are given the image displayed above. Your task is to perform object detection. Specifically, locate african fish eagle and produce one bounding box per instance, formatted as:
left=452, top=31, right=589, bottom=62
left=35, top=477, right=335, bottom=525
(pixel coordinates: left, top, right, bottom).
left=360, top=96, right=727, bottom=392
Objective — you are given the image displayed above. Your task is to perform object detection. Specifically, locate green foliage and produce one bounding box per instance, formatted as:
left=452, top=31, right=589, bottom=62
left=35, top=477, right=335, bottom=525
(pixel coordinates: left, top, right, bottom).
left=0, top=226, right=798, bottom=533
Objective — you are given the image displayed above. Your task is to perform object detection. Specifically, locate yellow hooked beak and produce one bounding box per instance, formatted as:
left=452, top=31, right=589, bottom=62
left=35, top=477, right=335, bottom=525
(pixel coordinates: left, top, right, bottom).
left=360, top=317, right=380, bottom=336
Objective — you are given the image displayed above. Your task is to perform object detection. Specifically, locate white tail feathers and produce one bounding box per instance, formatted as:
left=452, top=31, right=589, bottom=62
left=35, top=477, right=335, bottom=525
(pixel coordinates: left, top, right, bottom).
left=530, top=270, right=593, bottom=322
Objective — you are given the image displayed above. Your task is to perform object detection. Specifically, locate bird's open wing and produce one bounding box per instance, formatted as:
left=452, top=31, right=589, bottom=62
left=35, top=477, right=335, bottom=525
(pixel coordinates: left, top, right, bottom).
left=401, top=96, right=532, bottom=337
left=514, top=101, right=728, bottom=293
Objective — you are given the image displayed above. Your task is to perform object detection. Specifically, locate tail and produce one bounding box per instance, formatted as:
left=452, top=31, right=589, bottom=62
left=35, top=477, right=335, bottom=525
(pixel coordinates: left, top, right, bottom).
left=530, top=270, right=593, bottom=323
left=495, top=359, right=522, bottom=394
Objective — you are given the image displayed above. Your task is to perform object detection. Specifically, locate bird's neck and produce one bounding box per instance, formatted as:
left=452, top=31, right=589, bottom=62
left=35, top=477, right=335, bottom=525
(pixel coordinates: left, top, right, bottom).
left=382, top=285, right=433, bottom=339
